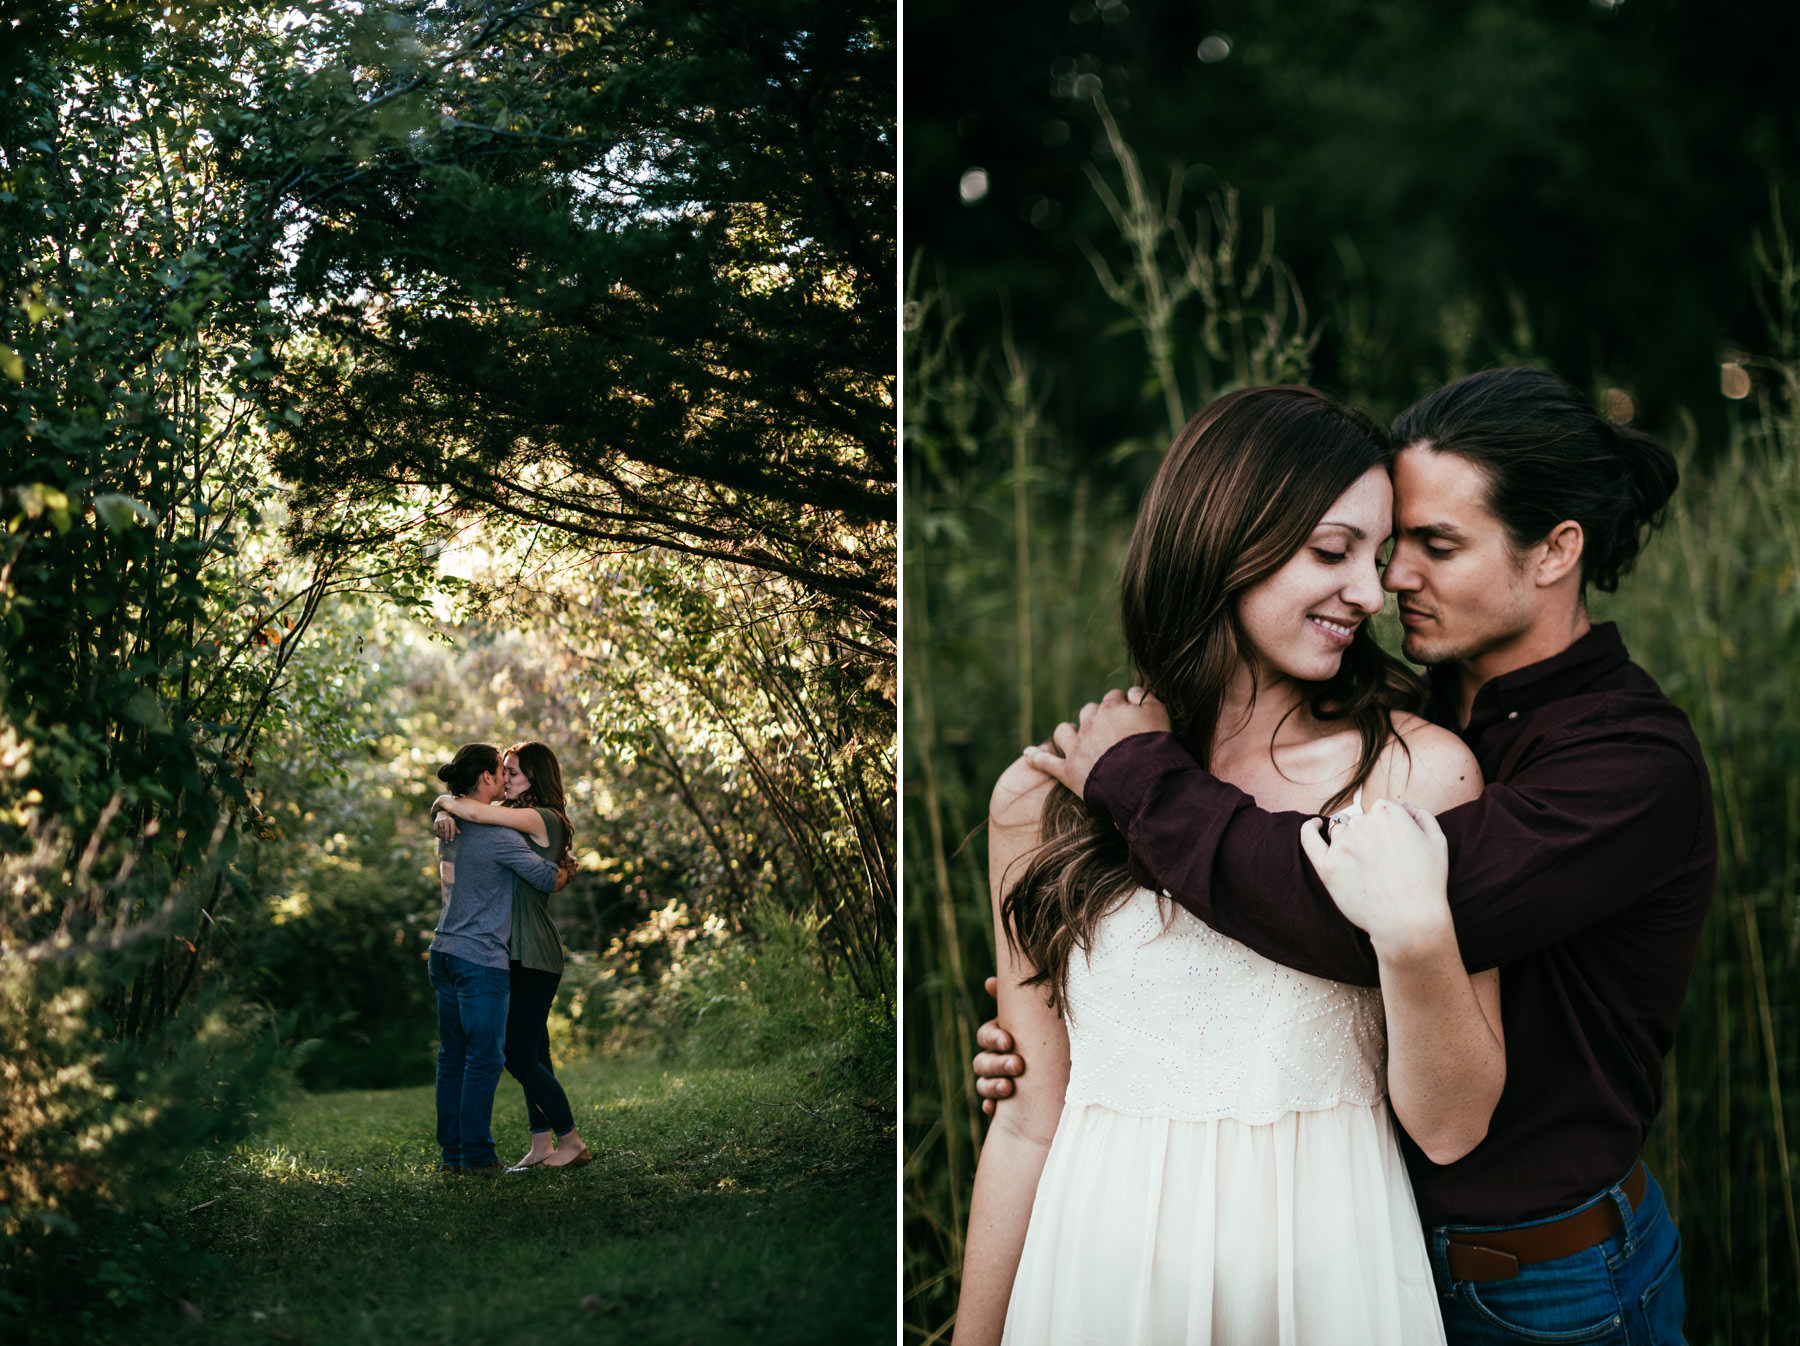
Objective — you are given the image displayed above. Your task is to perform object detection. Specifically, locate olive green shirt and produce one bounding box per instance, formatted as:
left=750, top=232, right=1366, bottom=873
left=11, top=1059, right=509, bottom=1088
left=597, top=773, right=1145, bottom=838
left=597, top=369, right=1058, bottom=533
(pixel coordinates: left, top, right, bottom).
left=508, top=807, right=566, bottom=975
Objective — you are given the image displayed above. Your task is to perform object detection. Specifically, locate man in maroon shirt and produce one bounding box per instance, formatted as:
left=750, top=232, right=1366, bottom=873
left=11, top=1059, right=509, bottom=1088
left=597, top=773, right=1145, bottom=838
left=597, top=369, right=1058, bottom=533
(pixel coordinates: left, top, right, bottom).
left=973, top=369, right=1714, bottom=1344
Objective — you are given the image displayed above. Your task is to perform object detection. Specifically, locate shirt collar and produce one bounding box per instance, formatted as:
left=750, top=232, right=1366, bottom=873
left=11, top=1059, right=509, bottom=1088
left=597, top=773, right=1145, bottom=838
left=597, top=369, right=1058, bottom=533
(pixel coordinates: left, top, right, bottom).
left=1427, top=621, right=1632, bottom=733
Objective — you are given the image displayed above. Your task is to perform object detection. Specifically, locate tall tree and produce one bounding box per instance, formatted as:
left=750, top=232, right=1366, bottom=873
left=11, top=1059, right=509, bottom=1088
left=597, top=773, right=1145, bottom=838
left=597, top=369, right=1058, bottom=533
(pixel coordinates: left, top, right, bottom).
left=261, top=0, right=896, bottom=633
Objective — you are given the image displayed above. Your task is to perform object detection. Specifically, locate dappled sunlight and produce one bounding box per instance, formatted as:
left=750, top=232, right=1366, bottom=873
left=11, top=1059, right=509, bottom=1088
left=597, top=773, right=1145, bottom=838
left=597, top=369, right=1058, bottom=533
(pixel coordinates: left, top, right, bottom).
left=230, top=1143, right=345, bottom=1186
left=3, top=0, right=892, bottom=1338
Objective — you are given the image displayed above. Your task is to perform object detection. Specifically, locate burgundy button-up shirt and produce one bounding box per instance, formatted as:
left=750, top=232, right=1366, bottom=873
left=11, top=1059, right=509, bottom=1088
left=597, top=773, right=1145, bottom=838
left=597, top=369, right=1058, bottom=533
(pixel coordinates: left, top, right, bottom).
left=1085, top=622, right=1716, bottom=1227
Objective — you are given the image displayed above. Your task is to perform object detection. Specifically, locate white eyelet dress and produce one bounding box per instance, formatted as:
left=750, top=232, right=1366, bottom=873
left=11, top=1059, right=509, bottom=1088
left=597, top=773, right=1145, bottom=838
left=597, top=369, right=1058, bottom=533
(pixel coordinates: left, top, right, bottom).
left=1000, top=804, right=1445, bottom=1345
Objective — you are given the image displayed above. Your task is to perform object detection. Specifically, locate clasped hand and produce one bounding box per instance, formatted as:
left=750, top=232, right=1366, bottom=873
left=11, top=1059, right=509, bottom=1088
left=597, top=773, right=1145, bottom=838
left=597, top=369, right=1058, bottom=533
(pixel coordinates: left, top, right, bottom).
left=1299, top=798, right=1452, bottom=956
left=1020, top=686, right=1170, bottom=798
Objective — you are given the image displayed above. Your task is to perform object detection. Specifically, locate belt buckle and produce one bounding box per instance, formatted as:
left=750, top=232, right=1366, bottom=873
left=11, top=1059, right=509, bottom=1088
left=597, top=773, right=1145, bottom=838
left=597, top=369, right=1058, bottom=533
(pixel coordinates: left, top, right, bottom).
left=1448, top=1242, right=1522, bottom=1282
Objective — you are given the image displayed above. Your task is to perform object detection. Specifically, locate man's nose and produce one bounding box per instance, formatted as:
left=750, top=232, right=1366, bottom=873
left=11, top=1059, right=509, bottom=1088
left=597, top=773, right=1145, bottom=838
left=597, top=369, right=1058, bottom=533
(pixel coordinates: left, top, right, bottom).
left=1383, top=546, right=1421, bottom=594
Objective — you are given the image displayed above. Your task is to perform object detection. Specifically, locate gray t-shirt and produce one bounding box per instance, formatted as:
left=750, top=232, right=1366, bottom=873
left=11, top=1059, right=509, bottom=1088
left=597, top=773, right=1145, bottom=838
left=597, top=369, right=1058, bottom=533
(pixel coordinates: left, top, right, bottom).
left=430, top=820, right=561, bottom=970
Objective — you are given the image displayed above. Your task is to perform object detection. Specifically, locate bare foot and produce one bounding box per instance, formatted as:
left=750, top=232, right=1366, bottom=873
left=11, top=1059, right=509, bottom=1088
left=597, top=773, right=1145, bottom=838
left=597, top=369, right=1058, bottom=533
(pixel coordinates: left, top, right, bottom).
left=541, top=1130, right=591, bottom=1168
left=510, top=1138, right=556, bottom=1170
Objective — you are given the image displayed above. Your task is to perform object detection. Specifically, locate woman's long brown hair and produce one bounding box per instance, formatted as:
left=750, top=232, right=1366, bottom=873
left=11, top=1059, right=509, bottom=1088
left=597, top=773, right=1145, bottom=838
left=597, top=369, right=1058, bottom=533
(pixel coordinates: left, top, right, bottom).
left=504, top=740, right=576, bottom=871
left=1000, top=387, right=1424, bottom=1013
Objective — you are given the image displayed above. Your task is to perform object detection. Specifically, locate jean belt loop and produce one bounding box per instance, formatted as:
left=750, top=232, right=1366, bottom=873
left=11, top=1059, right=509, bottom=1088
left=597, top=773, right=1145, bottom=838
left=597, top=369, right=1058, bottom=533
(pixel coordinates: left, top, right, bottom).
left=1611, top=1166, right=1640, bottom=1255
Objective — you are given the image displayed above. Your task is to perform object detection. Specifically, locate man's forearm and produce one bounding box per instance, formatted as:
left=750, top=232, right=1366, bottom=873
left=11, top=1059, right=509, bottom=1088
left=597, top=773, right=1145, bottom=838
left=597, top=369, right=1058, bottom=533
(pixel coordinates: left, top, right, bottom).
left=1087, top=733, right=1381, bottom=984
left=494, top=839, right=560, bottom=892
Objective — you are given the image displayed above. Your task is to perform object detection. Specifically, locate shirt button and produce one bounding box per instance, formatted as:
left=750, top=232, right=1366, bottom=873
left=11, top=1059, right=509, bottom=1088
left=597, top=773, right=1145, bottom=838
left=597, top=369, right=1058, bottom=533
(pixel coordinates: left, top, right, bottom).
left=1507, top=711, right=1518, bottom=720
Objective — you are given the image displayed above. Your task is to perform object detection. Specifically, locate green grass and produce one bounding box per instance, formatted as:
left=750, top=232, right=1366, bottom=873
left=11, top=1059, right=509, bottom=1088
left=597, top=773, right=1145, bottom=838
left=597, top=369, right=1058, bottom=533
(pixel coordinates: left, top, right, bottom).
left=85, top=1048, right=892, bottom=1345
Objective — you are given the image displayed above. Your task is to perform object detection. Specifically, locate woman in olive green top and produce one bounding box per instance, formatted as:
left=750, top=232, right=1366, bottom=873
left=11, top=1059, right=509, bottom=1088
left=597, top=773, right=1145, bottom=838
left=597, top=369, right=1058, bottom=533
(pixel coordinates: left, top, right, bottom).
left=434, top=742, right=591, bottom=1170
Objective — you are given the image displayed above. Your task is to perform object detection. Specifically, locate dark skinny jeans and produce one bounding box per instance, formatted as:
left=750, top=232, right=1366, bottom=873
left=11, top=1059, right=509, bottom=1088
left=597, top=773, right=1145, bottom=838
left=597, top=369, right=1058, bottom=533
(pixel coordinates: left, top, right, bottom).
left=504, top=961, right=575, bottom=1137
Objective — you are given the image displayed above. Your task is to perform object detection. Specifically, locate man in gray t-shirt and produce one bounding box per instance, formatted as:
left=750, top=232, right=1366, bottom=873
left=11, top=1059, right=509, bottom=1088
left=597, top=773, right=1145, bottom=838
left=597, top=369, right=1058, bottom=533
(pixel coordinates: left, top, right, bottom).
left=427, top=751, right=561, bottom=1173
left=431, top=822, right=560, bottom=969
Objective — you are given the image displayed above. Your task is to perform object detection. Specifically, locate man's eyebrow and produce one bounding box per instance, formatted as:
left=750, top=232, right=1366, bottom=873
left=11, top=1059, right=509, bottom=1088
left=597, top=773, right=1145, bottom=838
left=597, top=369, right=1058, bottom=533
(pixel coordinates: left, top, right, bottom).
left=1404, top=521, right=1470, bottom=541
left=1315, top=520, right=1366, bottom=540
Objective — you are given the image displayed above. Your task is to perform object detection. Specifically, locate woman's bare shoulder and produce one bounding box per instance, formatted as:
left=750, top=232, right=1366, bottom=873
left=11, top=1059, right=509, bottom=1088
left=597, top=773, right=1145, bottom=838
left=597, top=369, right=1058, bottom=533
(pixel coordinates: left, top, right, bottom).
left=990, top=754, right=1057, bottom=830
left=1371, top=712, right=1482, bottom=813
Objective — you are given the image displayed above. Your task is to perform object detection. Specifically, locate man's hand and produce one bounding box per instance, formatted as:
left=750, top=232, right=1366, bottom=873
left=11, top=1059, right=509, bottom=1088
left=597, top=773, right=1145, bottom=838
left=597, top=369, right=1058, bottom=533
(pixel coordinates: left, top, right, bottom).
left=1299, top=799, right=1453, bottom=958
left=973, top=975, right=1023, bottom=1117
left=433, top=812, right=459, bottom=842
left=553, top=863, right=576, bottom=893
left=1020, top=686, right=1169, bottom=800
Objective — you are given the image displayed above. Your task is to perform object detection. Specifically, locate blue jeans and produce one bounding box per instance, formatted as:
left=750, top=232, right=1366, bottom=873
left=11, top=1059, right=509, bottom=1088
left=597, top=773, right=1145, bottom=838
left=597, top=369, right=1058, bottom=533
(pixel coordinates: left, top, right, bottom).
left=428, top=951, right=510, bottom=1168
left=1430, top=1165, right=1686, bottom=1344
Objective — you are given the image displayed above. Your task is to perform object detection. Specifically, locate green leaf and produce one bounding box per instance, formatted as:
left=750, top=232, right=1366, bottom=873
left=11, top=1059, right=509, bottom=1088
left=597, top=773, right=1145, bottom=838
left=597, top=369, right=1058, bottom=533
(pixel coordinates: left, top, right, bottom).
left=121, top=689, right=170, bottom=731
left=93, top=494, right=161, bottom=531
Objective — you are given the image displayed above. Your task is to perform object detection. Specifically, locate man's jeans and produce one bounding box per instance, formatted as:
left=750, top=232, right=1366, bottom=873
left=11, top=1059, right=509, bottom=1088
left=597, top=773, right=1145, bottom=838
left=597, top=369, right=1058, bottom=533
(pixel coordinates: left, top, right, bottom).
left=428, top=951, right=510, bottom=1168
left=1430, top=1165, right=1685, bottom=1345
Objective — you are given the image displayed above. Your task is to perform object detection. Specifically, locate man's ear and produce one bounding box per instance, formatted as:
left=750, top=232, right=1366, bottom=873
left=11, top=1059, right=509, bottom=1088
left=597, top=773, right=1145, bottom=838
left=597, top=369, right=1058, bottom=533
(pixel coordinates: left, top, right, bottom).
left=1535, top=520, right=1585, bottom=588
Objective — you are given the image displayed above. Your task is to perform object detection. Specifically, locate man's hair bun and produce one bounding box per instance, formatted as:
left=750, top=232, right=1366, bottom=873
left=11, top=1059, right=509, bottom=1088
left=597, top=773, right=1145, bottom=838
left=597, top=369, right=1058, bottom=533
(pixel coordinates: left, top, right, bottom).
left=438, top=744, right=500, bottom=796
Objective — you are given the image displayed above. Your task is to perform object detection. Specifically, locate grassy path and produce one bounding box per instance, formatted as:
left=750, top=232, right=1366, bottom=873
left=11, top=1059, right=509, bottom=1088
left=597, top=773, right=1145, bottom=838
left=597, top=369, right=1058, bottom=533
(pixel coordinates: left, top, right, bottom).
left=130, top=1049, right=892, bottom=1344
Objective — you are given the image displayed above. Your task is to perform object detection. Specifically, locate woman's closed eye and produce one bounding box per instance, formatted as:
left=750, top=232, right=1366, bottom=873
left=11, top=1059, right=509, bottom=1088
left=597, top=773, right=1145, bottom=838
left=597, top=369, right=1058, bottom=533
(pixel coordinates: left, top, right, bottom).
left=1312, top=548, right=1348, bottom=564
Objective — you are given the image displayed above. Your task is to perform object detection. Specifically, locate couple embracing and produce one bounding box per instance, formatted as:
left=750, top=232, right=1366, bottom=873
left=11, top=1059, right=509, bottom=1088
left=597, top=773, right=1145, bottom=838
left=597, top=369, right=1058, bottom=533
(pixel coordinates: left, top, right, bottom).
left=427, top=741, right=593, bottom=1175
left=960, top=370, right=1714, bottom=1344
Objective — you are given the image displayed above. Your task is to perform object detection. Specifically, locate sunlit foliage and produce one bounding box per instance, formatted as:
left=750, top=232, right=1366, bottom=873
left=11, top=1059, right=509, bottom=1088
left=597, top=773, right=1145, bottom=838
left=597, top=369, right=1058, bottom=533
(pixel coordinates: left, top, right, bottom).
left=0, top=0, right=893, bottom=1334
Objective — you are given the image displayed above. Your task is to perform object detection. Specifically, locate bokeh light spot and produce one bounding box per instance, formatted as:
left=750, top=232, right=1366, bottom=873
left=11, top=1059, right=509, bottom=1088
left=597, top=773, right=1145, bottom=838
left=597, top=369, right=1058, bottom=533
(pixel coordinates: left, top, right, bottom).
left=1042, top=119, right=1071, bottom=148
left=1602, top=388, right=1635, bottom=424
left=1721, top=362, right=1752, bottom=399
left=959, top=168, right=990, bottom=206
left=1198, top=34, right=1232, bottom=63
left=1022, top=196, right=1063, bottom=230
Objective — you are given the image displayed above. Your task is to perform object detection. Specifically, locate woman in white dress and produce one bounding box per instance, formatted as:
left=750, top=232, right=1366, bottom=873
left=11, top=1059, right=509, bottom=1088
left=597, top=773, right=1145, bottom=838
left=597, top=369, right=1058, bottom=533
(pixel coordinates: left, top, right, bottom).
left=953, top=386, right=1505, bottom=1346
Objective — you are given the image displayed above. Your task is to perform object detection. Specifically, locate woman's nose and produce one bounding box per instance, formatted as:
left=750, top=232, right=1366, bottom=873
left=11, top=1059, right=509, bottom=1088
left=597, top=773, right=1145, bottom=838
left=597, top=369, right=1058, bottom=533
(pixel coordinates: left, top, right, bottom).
left=1343, top=557, right=1385, bottom=614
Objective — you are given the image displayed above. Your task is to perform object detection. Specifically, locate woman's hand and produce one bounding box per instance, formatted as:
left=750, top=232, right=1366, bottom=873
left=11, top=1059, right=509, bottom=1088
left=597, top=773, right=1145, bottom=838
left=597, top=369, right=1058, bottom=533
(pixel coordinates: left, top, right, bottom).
left=431, top=793, right=473, bottom=840
left=1299, top=799, right=1452, bottom=957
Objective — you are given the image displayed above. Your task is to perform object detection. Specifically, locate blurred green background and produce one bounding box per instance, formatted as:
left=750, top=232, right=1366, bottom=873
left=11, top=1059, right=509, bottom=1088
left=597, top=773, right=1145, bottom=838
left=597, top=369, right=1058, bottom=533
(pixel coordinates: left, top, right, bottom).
left=904, top=3, right=1800, bottom=1342
left=907, top=0, right=1800, bottom=443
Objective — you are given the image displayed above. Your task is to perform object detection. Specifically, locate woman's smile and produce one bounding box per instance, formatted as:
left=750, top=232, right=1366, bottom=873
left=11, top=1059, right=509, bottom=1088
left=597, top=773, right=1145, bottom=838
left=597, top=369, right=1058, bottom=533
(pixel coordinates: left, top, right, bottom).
left=1308, top=614, right=1360, bottom=645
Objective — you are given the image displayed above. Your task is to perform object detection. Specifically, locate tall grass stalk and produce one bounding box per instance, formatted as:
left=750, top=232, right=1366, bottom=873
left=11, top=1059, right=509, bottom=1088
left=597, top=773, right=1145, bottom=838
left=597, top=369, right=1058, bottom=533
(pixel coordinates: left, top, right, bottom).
left=999, top=304, right=1047, bottom=752
left=1605, top=272, right=1800, bottom=1329
left=1078, top=92, right=1200, bottom=440
left=1076, top=93, right=1316, bottom=443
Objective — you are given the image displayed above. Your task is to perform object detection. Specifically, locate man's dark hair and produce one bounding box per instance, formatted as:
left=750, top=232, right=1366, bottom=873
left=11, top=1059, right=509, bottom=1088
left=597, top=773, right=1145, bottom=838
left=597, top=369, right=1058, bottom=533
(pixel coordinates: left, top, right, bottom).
left=436, top=743, right=500, bottom=796
left=1391, top=367, right=1679, bottom=594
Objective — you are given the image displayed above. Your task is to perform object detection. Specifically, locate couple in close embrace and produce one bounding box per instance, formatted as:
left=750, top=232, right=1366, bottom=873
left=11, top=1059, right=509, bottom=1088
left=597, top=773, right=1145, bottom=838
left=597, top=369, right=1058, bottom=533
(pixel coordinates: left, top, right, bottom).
left=427, top=740, right=592, bottom=1175
left=959, top=370, right=1715, bottom=1344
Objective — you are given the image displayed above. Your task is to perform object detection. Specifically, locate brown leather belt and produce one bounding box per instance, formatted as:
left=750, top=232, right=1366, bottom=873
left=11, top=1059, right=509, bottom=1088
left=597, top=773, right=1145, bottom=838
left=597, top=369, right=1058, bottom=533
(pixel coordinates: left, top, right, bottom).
left=1446, top=1163, right=1646, bottom=1283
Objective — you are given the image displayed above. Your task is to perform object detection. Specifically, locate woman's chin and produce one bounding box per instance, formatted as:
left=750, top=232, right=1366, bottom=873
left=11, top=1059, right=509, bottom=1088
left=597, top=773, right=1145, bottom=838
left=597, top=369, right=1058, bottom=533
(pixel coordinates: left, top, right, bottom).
left=1270, top=651, right=1345, bottom=685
